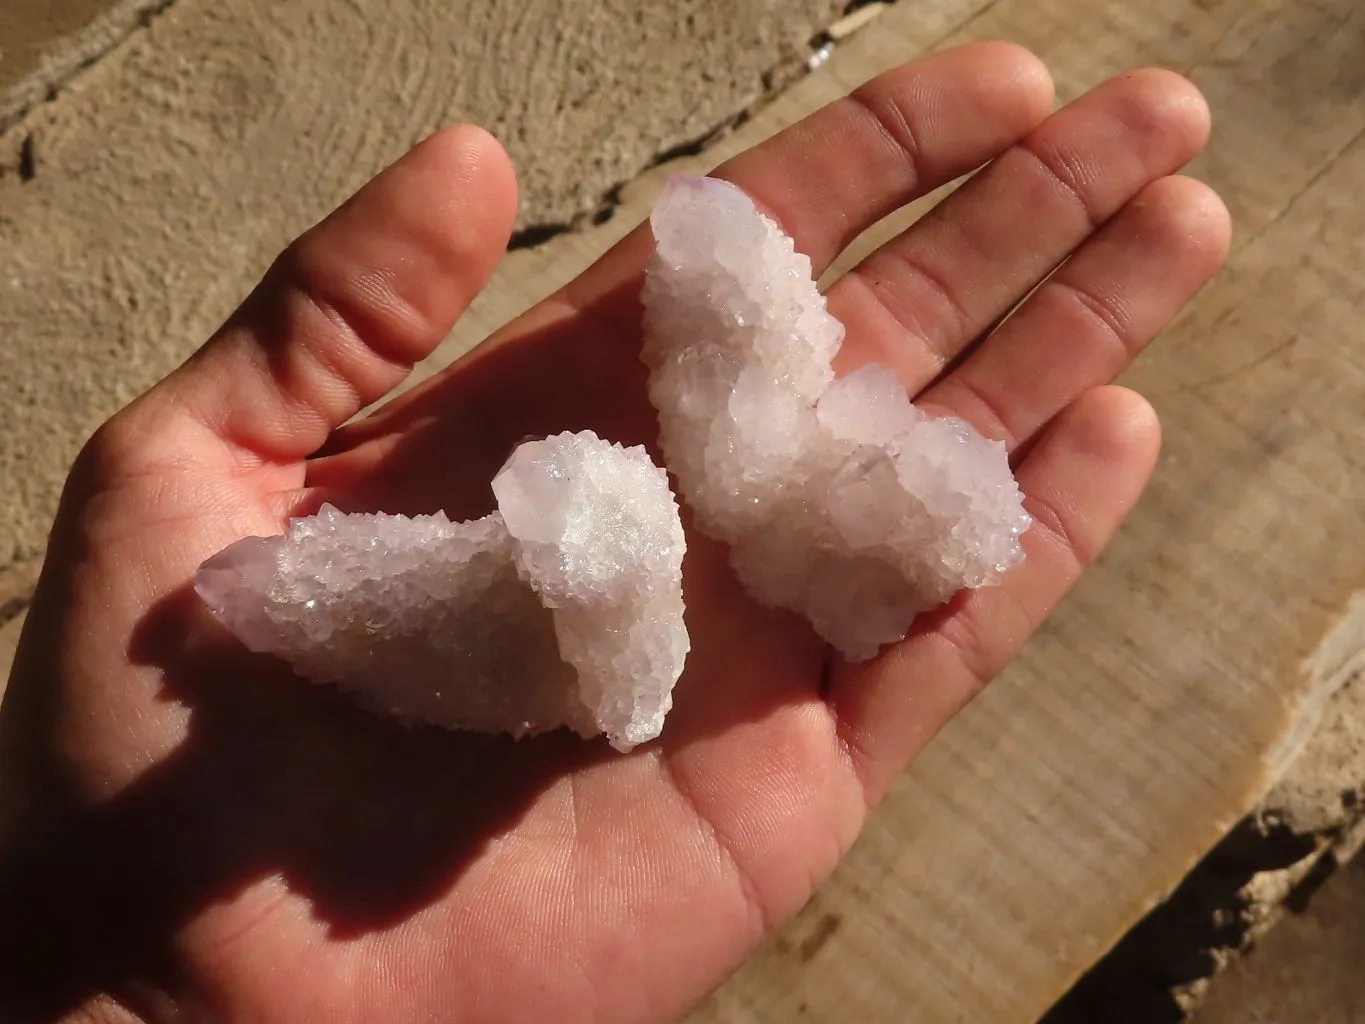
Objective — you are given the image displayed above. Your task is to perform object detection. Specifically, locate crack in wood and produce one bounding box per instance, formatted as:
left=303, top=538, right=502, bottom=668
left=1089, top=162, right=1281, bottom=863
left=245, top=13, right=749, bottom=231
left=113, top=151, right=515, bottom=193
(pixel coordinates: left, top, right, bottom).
left=509, top=0, right=902, bottom=251
left=0, top=0, right=180, bottom=138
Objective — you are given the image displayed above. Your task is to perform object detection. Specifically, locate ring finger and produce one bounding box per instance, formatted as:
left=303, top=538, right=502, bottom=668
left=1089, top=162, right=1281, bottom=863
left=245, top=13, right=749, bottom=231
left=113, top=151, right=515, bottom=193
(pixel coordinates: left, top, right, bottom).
left=827, top=68, right=1212, bottom=392
left=919, top=173, right=1231, bottom=452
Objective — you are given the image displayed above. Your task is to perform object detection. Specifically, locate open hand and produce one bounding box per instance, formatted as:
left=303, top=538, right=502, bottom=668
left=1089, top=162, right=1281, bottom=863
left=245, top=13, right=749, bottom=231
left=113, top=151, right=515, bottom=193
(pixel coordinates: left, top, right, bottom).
left=0, top=43, right=1228, bottom=1024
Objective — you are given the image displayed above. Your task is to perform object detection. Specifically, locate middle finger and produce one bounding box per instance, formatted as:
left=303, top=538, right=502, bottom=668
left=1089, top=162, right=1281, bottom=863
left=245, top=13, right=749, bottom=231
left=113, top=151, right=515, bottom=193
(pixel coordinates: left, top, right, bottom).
left=827, top=68, right=1212, bottom=391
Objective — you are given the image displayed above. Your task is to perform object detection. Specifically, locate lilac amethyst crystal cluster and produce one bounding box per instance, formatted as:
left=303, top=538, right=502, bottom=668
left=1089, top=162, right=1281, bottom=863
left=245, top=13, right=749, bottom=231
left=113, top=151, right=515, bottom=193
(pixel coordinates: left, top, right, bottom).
left=197, top=432, right=688, bottom=751
left=641, top=177, right=1029, bottom=660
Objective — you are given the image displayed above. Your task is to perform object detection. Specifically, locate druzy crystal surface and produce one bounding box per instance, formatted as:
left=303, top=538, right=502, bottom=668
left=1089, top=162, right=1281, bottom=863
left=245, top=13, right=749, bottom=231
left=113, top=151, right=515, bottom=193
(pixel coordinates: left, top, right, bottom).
left=196, top=431, right=688, bottom=751
left=641, top=175, right=1031, bottom=660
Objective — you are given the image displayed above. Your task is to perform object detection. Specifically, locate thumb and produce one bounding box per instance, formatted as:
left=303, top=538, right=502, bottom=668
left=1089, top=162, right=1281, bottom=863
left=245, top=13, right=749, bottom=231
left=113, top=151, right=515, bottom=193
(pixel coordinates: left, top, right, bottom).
left=147, top=123, right=518, bottom=462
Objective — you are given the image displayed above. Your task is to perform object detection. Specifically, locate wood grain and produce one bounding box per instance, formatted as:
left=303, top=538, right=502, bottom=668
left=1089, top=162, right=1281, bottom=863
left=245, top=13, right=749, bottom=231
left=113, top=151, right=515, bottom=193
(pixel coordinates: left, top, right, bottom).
left=0, top=0, right=166, bottom=130
left=0, top=0, right=843, bottom=566
left=2, top=0, right=1362, bottom=1020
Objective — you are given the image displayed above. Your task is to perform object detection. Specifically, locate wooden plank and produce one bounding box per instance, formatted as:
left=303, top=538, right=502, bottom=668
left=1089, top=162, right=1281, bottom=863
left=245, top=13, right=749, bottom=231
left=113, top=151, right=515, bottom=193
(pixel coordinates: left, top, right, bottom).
left=2, top=0, right=1361, bottom=1021
left=0, top=0, right=845, bottom=568
left=0, top=0, right=162, bottom=130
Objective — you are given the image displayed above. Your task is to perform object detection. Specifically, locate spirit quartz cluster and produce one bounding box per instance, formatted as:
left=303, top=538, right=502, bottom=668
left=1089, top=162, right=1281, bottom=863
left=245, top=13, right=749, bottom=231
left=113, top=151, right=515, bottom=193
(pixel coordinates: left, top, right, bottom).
left=197, top=432, right=688, bottom=751
left=198, top=175, right=1029, bottom=747
left=641, top=176, right=1030, bottom=659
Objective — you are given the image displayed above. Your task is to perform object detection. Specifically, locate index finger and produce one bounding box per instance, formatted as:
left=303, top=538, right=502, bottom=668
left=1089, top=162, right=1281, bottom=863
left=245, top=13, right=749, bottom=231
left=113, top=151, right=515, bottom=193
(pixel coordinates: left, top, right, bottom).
left=556, top=41, right=1056, bottom=314
left=722, top=40, right=1055, bottom=270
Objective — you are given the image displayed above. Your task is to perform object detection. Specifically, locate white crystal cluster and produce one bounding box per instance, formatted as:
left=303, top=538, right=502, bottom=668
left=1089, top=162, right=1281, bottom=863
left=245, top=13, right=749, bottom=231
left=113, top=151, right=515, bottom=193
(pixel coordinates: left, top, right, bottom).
left=641, top=175, right=1031, bottom=660
left=196, top=431, right=688, bottom=751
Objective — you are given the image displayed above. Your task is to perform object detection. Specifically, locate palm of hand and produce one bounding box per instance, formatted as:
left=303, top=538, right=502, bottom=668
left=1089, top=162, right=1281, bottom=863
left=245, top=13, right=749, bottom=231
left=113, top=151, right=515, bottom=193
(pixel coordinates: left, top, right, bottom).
left=0, top=45, right=1226, bottom=1024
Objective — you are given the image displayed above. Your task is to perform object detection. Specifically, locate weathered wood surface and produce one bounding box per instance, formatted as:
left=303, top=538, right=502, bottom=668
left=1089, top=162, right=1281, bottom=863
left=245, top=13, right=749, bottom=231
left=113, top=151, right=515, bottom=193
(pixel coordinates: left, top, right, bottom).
left=0, top=0, right=841, bottom=568
left=0, top=0, right=164, bottom=129
left=3, top=0, right=1364, bottom=1021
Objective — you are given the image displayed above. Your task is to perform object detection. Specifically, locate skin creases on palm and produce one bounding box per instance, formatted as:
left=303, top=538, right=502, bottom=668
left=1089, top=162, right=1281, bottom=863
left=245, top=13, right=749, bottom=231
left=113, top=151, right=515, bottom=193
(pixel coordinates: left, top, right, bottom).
left=0, top=42, right=1227, bottom=1024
